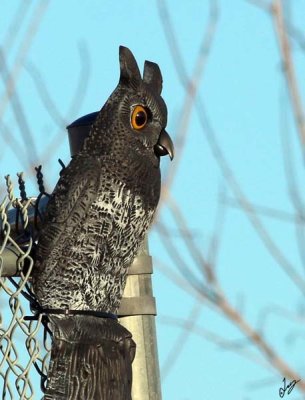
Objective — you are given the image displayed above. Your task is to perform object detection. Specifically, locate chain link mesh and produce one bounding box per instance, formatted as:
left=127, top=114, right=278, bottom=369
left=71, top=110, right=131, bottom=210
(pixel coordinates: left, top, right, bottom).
left=0, top=174, right=51, bottom=400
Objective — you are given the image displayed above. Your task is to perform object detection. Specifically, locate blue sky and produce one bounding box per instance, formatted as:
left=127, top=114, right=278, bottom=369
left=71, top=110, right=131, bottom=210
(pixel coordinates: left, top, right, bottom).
left=1, top=1, right=305, bottom=399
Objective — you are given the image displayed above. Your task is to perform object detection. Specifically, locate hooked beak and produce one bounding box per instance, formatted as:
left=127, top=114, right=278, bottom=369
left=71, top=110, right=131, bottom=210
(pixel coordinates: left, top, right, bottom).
left=154, top=129, right=174, bottom=160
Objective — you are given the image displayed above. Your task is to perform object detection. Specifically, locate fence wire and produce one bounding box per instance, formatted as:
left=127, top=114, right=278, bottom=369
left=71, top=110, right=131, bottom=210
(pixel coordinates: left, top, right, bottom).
left=0, top=173, right=51, bottom=400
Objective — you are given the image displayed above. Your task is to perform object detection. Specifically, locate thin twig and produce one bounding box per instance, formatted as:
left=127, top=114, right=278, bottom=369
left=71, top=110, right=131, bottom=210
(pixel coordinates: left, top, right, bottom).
left=39, top=42, right=91, bottom=164
left=3, top=2, right=31, bottom=55
left=0, top=42, right=92, bottom=198
left=154, top=221, right=214, bottom=300
left=159, top=314, right=273, bottom=371
left=246, top=0, right=271, bottom=11
left=157, top=256, right=305, bottom=392
left=166, top=194, right=214, bottom=283
left=217, top=296, right=305, bottom=392
left=160, top=302, right=203, bottom=381
left=272, top=0, right=305, bottom=149
left=246, top=376, right=280, bottom=391
left=257, top=304, right=305, bottom=333
left=157, top=0, right=219, bottom=199
left=0, top=120, right=30, bottom=168
left=0, top=49, right=39, bottom=165
left=285, top=330, right=305, bottom=347
left=288, top=24, right=305, bottom=53
left=0, top=1, right=50, bottom=120
left=25, top=63, right=67, bottom=128
left=156, top=227, right=202, bottom=238
left=248, top=0, right=305, bottom=53
left=159, top=0, right=305, bottom=295
left=207, top=185, right=227, bottom=275
left=154, top=258, right=206, bottom=301
left=197, top=99, right=305, bottom=296
left=279, top=88, right=305, bottom=272
left=158, top=1, right=305, bottom=389
left=223, top=196, right=301, bottom=224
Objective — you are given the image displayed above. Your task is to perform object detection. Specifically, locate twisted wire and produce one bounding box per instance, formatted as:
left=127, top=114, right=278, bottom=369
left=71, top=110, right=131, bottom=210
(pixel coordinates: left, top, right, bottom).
left=0, top=174, right=51, bottom=399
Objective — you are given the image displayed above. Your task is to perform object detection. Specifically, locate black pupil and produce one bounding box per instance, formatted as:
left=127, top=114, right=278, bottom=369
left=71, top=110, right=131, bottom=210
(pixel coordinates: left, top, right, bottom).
left=135, top=111, right=146, bottom=126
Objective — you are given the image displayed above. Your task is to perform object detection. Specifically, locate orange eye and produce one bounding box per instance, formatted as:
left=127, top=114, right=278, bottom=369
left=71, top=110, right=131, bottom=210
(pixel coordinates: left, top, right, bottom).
left=131, top=105, right=148, bottom=130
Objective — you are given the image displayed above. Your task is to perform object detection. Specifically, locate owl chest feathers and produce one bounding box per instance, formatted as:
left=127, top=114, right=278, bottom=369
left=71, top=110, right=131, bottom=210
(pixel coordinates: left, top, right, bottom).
left=91, top=155, right=159, bottom=236
left=65, top=154, right=160, bottom=260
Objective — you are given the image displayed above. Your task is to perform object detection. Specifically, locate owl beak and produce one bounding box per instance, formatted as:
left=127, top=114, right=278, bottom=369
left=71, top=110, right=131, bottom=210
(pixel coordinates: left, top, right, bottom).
left=154, top=129, right=174, bottom=160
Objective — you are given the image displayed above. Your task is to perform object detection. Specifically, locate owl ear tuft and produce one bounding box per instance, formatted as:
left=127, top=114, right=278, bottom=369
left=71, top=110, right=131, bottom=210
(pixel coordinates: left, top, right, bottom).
left=119, top=46, right=141, bottom=86
left=143, top=61, right=163, bottom=95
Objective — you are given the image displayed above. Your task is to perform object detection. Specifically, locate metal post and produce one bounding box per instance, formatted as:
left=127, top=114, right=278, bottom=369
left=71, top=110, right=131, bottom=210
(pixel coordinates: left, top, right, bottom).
left=0, top=248, right=19, bottom=276
left=119, top=238, right=162, bottom=400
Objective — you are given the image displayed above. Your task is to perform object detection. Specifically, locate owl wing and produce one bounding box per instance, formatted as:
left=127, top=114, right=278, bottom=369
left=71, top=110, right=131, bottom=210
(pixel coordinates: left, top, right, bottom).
left=35, top=155, right=100, bottom=264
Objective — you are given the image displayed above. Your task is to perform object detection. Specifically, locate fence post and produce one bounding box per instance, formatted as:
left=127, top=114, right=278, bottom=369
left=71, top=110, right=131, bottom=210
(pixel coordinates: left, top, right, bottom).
left=119, top=238, right=162, bottom=400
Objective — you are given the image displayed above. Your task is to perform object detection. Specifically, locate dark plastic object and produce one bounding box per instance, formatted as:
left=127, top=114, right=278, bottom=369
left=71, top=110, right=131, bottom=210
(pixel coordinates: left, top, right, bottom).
left=66, top=111, right=99, bottom=157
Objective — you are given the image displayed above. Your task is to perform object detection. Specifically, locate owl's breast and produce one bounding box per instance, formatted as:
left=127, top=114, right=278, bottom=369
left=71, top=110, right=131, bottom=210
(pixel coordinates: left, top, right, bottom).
left=98, top=153, right=161, bottom=209
left=85, top=179, right=154, bottom=267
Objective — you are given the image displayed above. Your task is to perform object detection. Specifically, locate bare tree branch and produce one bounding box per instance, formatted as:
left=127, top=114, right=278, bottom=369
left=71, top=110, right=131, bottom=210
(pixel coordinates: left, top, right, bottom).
left=159, top=314, right=273, bottom=371
left=285, top=330, right=305, bottom=348
left=272, top=0, right=305, bottom=149
left=155, top=220, right=215, bottom=299
left=39, top=42, right=91, bottom=166
left=3, top=2, right=31, bottom=54
left=154, top=258, right=207, bottom=301
left=0, top=120, right=30, bottom=169
left=246, top=376, right=280, bottom=392
left=157, top=2, right=305, bottom=389
left=223, top=195, right=301, bottom=224
left=248, top=0, right=305, bottom=53
left=246, top=0, right=271, bottom=11
left=156, top=229, right=305, bottom=392
left=25, top=63, right=67, bottom=128
left=160, top=302, right=203, bottom=381
left=288, top=23, right=305, bottom=53
left=257, top=304, right=305, bottom=334
left=166, top=194, right=215, bottom=283
left=0, top=1, right=50, bottom=120
left=157, top=0, right=219, bottom=198
left=0, top=42, right=92, bottom=198
left=207, top=185, right=227, bottom=274
left=197, top=100, right=305, bottom=295
left=216, top=296, right=305, bottom=392
left=159, top=0, right=305, bottom=295
left=279, top=88, right=305, bottom=272
left=0, top=49, right=39, bottom=165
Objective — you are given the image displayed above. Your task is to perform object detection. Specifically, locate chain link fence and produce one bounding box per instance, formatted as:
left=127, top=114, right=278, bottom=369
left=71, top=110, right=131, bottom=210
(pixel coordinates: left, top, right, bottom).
left=0, top=173, right=51, bottom=400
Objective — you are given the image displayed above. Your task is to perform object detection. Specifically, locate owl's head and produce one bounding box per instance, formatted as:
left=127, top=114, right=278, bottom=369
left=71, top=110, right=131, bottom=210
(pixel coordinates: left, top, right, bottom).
left=102, top=46, right=174, bottom=162
left=71, top=47, right=174, bottom=164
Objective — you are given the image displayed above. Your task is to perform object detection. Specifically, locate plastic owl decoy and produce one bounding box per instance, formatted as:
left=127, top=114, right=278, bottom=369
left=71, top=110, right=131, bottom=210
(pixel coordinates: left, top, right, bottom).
left=32, top=46, right=174, bottom=315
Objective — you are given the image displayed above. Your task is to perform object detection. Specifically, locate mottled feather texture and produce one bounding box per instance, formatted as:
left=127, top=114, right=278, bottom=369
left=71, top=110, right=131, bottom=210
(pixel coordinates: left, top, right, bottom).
left=32, top=47, right=172, bottom=314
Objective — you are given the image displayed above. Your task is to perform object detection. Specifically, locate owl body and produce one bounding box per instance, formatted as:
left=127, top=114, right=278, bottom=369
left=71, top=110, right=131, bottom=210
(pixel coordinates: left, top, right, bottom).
left=32, top=47, right=173, bottom=314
